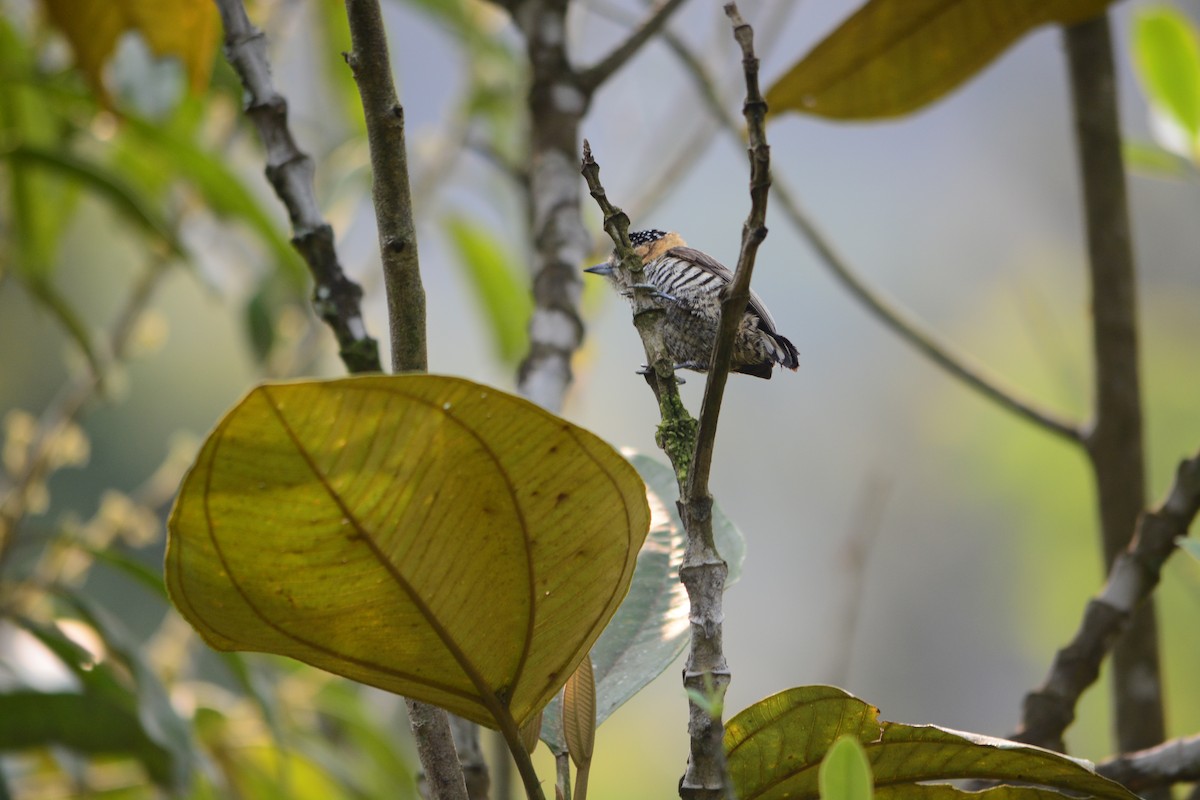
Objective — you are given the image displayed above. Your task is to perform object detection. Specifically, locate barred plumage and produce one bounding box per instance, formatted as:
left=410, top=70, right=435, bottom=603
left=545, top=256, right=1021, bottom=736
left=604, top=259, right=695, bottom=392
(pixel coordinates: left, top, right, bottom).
left=585, top=230, right=799, bottom=379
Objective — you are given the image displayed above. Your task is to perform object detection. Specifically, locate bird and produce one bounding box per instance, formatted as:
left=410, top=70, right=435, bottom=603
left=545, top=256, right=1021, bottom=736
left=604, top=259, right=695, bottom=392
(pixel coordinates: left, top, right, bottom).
left=585, top=229, right=798, bottom=379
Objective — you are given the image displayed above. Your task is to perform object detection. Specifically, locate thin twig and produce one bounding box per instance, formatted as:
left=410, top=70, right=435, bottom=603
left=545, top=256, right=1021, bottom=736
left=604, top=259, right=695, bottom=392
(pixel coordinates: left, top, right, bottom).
left=1013, top=447, right=1200, bottom=753
left=580, top=141, right=695, bottom=468
left=343, top=0, right=427, bottom=373
left=577, top=0, right=692, bottom=91
left=213, top=0, right=380, bottom=374
left=826, top=474, right=891, bottom=685
left=775, top=181, right=1086, bottom=444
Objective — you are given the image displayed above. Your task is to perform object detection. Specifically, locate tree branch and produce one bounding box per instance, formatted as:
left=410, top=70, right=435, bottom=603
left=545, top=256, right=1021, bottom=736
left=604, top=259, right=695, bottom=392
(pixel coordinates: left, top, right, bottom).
left=344, top=0, right=427, bottom=373
left=576, top=0, right=692, bottom=92
left=1062, top=13, right=1164, bottom=768
left=672, top=7, right=766, bottom=797
left=512, top=1, right=591, bottom=414
left=212, top=0, right=380, bottom=374
left=408, top=700, right=470, bottom=800
left=1013, top=447, right=1200, bottom=752
left=583, top=131, right=710, bottom=796
left=1096, top=732, right=1200, bottom=792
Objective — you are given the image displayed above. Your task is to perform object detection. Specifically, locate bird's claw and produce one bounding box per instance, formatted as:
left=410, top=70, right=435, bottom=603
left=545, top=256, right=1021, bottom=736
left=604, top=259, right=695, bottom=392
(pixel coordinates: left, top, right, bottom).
left=636, top=364, right=686, bottom=384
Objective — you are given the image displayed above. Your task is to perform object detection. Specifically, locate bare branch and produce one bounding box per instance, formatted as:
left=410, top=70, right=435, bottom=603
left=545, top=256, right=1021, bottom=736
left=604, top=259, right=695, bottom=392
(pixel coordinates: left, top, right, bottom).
left=212, top=0, right=380, bottom=374
left=577, top=0, right=692, bottom=92
left=408, top=700, right=470, bottom=800
left=1096, top=732, right=1200, bottom=792
left=1013, top=447, right=1200, bottom=752
left=685, top=2, right=769, bottom=512
left=672, top=7, right=766, bottom=797
left=344, top=0, right=427, bottom=373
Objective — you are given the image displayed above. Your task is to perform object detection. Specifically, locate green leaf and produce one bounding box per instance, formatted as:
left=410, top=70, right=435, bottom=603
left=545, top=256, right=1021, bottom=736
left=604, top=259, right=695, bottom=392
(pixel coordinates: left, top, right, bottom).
left=444, top=215, right=532, bottom=365
left=820, top=736, right=873, bottom=800
left=8, top=619, right=178, bottom=787
left=79, top=543, right=169, bottom=598
left=117, top=111, right=306, bottom=287
left=766, top=0, right=1116, bottom=120
left=1122, top=140, right=1192, bottom=180
left=58, top=592, right=198, bottom=793
left=0, top=30, right=83, bottom=285
left=0, top=691, right=173, bottom=780
left=562, top=655, right=595, bottom=769
left=1179, top=538, right=1200, bottom=561
left=2, top=143, right=184, bottom=256
left=166, top=375, right=650, bottom=731
left=725, top=686, right=1140, bottom=799
left=307, top=679, right=419, bottom=797
left=539, top=453, right=746, bottom=753
left=1133, top=6, right=1200, bottom=144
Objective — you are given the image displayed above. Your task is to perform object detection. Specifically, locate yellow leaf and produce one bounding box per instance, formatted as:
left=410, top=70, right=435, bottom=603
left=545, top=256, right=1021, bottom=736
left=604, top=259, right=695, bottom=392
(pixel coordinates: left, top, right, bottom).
left=166, top=375, right=650, bottom=730
left=562, top=654, right=596, bottom=768
left=765, top=0, right=1115, bottom=120
left=41, top=0, right=218, bottom=103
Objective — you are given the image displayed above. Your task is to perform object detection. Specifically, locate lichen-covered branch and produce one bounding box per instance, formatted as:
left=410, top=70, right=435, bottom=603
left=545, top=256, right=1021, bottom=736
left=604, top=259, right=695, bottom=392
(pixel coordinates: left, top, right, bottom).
left=511, top=2, right=590, bottom=413
left=1013, top=447, right=1200, bottom=752
left=212, top=0, right=379, bottom=374
left=580, top=142, right=697, bottom=478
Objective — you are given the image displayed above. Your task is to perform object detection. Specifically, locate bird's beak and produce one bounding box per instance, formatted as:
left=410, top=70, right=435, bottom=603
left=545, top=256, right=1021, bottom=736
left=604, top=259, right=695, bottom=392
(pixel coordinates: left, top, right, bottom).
left=584, top=263, right=614, bottom=276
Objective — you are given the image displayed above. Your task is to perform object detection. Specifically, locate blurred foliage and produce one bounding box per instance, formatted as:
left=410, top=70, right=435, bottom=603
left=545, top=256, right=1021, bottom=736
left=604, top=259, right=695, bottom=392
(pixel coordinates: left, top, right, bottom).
left=1129, top=4, right=1200, bottom=178
left=0, top=0, right=545, bottom=793
left=40, top=0, right=218, bottom=104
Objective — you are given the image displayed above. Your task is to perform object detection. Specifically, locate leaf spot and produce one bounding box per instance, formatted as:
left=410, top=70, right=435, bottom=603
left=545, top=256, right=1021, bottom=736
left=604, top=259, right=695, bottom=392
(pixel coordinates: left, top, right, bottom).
left=556, top=492, right=569, bottom=506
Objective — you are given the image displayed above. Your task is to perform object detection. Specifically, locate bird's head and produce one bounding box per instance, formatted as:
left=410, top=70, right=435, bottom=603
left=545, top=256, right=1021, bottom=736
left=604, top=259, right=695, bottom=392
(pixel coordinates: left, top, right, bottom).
left=584, top=229, right=687, bottom=281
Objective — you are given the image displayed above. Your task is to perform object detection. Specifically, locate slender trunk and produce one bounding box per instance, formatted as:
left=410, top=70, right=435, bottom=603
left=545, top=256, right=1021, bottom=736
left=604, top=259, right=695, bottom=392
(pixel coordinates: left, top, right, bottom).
left=1063, top=15, right=1165, bottom=777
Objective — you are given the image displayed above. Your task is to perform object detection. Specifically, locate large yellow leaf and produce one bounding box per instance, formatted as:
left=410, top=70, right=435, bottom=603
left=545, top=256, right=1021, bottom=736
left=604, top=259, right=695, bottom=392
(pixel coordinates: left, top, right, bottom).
left=166, top=375, right=650, bottom=729
left=41, top=0, right=218, bottom=103
left=765, top=0, right=1115, bottom=120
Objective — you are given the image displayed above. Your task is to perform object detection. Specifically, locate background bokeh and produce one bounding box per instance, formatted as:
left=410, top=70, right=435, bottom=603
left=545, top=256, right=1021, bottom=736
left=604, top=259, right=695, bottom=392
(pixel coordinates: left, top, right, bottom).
left=2, top=1, right=1199, bottom=797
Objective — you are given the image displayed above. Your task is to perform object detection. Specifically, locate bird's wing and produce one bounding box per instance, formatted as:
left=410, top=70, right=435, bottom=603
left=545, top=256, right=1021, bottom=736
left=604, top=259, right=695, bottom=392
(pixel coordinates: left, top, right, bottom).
left=667, top=246, right=781, bottom=333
